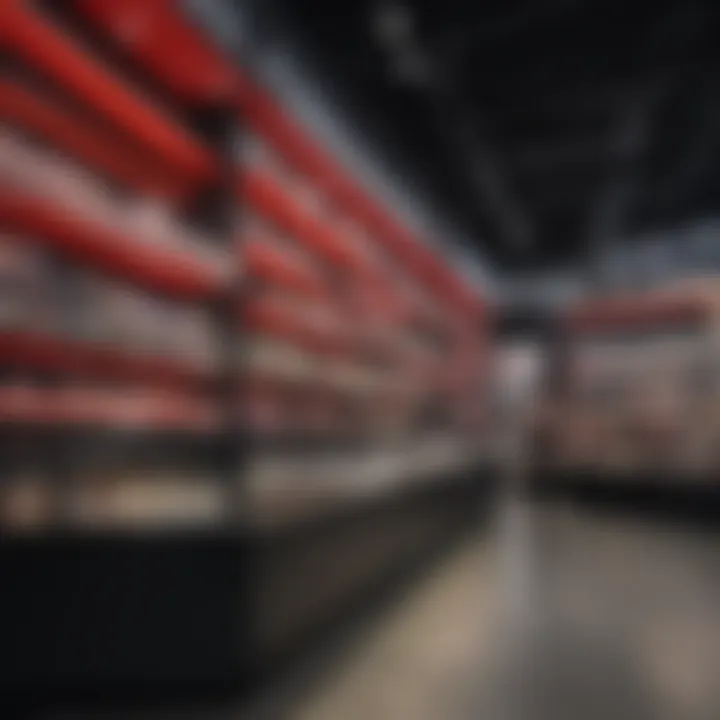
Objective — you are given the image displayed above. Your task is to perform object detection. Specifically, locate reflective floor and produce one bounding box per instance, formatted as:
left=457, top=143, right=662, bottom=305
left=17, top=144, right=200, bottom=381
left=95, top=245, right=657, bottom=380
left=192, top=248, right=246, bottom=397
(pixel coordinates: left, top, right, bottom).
left=266, top=496, right=720, bottom=720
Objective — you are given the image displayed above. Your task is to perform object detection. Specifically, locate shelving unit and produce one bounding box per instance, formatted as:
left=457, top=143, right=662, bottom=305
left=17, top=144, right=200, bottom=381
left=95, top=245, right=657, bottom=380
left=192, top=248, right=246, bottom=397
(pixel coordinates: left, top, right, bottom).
left=533, top=279, right=720, bottom=496
left=2, top=0, right=493, bottom=706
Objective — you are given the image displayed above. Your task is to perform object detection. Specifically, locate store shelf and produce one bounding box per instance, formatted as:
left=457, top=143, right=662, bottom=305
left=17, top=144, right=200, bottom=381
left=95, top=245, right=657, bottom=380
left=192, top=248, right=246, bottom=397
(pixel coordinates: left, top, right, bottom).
left=241, top=170, right=367, bottom=274
left=0, top=3, right=492, bottom=706
left=2, top=90, right=353, bottom=300
left=0, top=326, right=404, bottom=408
left=62, top=0, right=481, bottom=312
left=4, top=3, right=457, bottom=298
left=565, top=294, right=707, bottom=333
left=1, top=79, right=192, bottom=200
left=0, top=188, right=227, bottom=300
left=0, top=330, right=212, bottom=389
left=71, top=0, right=239, bottom=104
left=3, top=1, right=215, bottom=182
left=238, top=80, right=478, bottom=309
left=0, top=385, right=219, bottom=429
left=2, top=2, right=368, bottom=277
left=244, top=240, right=327, bottom=300
left=243, top=298, right=354, bottom=356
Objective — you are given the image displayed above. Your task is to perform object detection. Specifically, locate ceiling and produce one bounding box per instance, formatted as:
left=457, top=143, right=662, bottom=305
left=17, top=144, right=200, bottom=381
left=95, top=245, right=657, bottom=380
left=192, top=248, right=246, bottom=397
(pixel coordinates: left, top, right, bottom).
left=252, top=0, right=720, bottom=275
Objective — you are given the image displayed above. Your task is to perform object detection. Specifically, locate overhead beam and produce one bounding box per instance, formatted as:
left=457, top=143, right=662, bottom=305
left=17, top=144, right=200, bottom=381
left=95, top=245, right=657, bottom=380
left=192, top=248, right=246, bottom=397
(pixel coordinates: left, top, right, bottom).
left=431, top=0, right=586, bottom=69
left=585, top=81, right=663, bottom=248
left=373, top=1, right=535, bottom=254
left=426, top=94, right=535, bottom=253
left=524, top=182, right=597, bottom=210
left=584, top=3, right=711, bottom=285
left=506, top=136, right=620, bottom=174
left=650, top=67, right=720, bottom=218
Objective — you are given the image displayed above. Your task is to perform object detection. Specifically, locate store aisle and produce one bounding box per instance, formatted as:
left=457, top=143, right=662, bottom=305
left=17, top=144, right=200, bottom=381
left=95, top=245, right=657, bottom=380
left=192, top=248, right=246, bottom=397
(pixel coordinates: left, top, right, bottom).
left=267, top=497, right=720, bottom=720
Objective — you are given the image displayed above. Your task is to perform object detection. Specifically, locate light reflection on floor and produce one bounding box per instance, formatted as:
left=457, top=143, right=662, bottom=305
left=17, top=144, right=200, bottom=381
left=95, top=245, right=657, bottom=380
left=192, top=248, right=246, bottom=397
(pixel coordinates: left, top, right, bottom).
left=279, top=497, right=720, bottom=720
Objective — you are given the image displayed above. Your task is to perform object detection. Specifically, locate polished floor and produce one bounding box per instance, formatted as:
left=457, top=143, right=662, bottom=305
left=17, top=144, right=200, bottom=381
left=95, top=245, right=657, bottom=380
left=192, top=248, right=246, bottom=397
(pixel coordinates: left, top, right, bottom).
left=257, top=496, right=720, bottom=720
left=39, top=495, right=720, bottom=719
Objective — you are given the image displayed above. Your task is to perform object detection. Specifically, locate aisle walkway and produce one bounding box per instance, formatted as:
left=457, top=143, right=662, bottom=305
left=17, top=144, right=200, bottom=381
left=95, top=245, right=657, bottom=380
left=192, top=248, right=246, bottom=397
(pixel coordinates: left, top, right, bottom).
left=274, top=498, right=720, bottom=720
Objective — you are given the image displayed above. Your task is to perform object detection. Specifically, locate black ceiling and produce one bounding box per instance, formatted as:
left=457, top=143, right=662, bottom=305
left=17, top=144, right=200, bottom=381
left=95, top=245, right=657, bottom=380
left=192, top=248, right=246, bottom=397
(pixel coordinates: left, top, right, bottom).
left=257, top=0, right=720, bottom=273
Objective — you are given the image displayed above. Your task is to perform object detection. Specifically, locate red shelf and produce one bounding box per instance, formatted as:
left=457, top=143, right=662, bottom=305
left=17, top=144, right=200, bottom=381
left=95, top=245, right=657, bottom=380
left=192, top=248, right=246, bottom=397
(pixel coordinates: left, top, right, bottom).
left=0, top=385, right=219, bottom=429
left=238, top=86, right=460, bottom=300
left=71, top=0, right=239, bottom=104
left=1, top=79, right=193, bottom=200
left=5, top=2, right=468, bottom=300
left=1, top=2, right=489, bottom=433
left=565, top=294, right=707, bottom=333
left=63, top=0, right=482, bottom=310
left=3, top=82, right=369, bottom=285
left=239, top=90, right=483, bottom=312
left=241, top=170, right=367, bottom=274
left=0, top=331, right=213, bottom=390
left=244, top=240, right=327, bottom=299
left=0, top=188, right=226, bottom=301
left=4, top=1, right=215, bottom=183
left=242, top=299, right=353, bottom=356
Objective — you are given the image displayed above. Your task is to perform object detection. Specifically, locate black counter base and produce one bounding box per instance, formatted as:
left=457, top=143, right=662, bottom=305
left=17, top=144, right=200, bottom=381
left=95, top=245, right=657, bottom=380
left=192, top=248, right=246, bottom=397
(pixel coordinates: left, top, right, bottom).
left=530, top=470, right=720, bottom=526
left=1, top=465, right=496, bottom=714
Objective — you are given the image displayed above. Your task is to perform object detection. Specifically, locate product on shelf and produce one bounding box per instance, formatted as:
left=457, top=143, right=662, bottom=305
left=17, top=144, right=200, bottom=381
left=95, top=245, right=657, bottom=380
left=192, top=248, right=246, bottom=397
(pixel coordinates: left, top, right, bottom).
left=244, top=133, right=305, bottom=202
left=246, top=337, right=317, bottom=383
left=172, top=305, right=218, bottom=369
left=66, top=472, right=224, bottom=528
left=245, top=384, right=292, bottom=436
left=544, top=281, right=720, bottom=477
left=0, top=234, right=55, bottom=333
left=0, top=382, right=218, bottom=430
left=124, top=196, right=227, bottom=271
left=65, top=271, right=166, bottom=354
left=0, top=475, right=54, bottom=532
left=0, top=126, right=123, bottom=229
left=1, top=126, right=228, bottom=280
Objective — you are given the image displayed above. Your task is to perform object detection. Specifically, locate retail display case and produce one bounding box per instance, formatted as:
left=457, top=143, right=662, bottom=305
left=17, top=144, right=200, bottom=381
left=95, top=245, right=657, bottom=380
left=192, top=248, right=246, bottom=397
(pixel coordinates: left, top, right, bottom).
left=533, top=277, right=720, bottom=493
left=1, top=0, right=493, bottom=705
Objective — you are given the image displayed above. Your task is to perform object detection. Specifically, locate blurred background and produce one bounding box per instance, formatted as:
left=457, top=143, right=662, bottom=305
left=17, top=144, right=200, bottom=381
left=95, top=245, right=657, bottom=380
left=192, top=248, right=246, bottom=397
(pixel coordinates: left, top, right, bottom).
left=2, top=0, right=720, bottom=718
